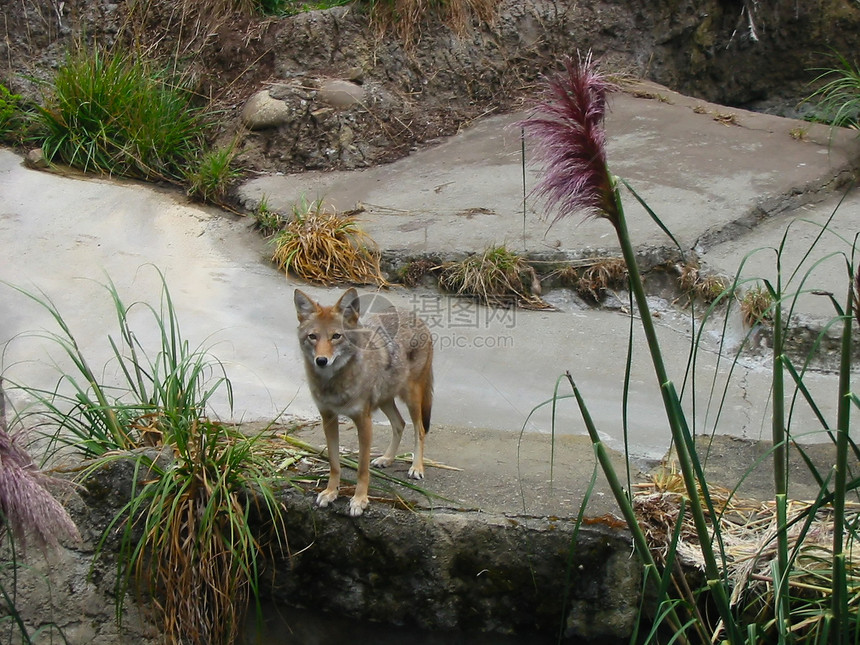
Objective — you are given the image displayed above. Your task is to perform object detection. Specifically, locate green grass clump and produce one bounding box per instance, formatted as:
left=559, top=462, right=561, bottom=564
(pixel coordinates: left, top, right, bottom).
left=267, top=0, right=352, bottom=15
left=251, top=195, right=285, bottom=236
left=806, top=52, right=860, bottom=130
left=185, top=141, right=241, bottom=204
left=36, top=47, right=207, bottom=182
left=109, top=418, right=285, bottom=645
left=0, top=84, right=23, bottom=142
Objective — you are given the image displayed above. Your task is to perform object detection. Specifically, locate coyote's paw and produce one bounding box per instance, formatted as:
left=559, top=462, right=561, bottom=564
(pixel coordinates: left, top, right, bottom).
left=371, top=455, right=394, bottom=468
left=348, top=495, right=368, bottom=517
left=407, top=464, right=425, bottom=480
left=316, top=489, right=338, bottom=508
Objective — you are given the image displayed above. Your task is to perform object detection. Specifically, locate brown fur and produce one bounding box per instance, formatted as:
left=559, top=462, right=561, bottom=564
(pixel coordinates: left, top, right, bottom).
left=294, top=288, right=434, bottom=517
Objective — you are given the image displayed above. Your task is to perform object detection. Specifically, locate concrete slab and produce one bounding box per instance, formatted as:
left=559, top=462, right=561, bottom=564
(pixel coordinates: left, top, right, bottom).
left=703, top=188, right=860, bottom=320
left=237, top=81, right=860, bottom=329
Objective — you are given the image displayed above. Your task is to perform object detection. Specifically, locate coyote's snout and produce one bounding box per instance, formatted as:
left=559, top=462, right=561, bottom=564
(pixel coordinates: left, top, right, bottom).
left=294, top=288, right=434, bottom=517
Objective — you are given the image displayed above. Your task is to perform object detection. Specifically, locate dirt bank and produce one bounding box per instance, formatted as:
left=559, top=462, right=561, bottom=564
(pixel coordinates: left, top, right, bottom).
left=3, top=1, right=859, bottom=176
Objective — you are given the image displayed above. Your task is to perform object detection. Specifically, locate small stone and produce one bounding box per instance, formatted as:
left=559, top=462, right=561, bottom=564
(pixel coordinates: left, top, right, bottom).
left=241, top=89, right=292, bottom=130
left=269, top=83, right=301, bottom=101
left=339, top=125, right=355, bottom=147
left=345, top=67, right=365, bottom=82
left=25, top=147, right=48, bottom=169
left=57, top=623, right=97, bottom=644
left=311, top=107, right=333, bottom=120
left=318, top=79, right=364, bottom=109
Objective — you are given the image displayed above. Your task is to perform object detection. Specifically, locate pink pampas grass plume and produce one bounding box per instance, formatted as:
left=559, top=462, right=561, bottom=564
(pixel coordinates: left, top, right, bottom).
left=521, top=52, right=619, bottom=228
left=0, top=382, right=80, bottom=551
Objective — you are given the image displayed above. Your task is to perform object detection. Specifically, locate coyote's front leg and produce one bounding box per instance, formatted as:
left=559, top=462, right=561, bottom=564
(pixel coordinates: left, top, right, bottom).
left=316, top=411, right=340, bottom=508
left=349, top=411, right=373, bottom=517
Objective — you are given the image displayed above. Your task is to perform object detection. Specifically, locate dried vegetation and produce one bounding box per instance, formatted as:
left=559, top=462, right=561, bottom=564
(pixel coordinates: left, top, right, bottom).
left=271, top=199, right=386, bottom=286
left=438, top=245, right=548, bottom=308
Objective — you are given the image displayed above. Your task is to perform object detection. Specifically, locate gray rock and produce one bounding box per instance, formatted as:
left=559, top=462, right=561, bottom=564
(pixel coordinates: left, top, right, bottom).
left=24, top=147, right=48, bottom=169
left=8, top=452, right=641, bottom=643
left=241, top=89, right=292, bottom=130
left=318, top=79, right=364, bottom=109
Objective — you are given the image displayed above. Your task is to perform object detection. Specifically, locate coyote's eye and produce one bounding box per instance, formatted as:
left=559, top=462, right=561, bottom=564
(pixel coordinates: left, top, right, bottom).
left=331, top=332, right=342, bottom=340
left=307, top=333, right=318, bottom=341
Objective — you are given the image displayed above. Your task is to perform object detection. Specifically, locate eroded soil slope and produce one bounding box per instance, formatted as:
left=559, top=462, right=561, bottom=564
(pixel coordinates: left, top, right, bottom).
left=3, top=1, right=859, bottom=175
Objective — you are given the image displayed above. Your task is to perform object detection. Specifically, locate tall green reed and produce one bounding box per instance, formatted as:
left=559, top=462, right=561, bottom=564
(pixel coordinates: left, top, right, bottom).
left=4, top=269, right=232, bottom=460
left=522, top=53, right=740, bottom=642
left=2, top=269, right=285, bottom=645
left=523, top=52, right=859, bottom=643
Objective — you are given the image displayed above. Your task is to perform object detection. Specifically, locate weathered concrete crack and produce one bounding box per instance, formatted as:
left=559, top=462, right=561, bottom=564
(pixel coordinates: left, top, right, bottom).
left=694, top=166, right=859, bottom=254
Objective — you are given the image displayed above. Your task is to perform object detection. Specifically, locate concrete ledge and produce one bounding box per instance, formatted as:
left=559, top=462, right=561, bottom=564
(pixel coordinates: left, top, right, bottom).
left=260, top=487, right=639, bottom=643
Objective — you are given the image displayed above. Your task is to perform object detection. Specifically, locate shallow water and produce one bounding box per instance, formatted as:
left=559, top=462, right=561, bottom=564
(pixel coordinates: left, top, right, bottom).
left=245, top=604, right=568, bottom=645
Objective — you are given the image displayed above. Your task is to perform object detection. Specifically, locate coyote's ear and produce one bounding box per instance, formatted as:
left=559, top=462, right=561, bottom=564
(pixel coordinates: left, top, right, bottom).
left=294, top=290, right=318, bottom=322
left=336, top=287, right=360, bottom=325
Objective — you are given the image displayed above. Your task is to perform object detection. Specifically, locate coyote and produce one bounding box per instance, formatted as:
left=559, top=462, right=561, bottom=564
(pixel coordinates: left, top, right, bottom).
left=294, top=288, right=434, bottom=517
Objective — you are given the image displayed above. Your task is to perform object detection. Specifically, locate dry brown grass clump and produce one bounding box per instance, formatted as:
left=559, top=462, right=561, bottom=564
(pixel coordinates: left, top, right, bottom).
left=576, top=257, right=628, bottom=301
left=740, top=282, right=774, bottom=327
left=272, top=199, right=386, bottom=286
left=552, top=257, right=628, bottom=302
left=677, top=261, right=729, bottom=304
left=635, top=468, right=860, bottom=641
left=439, top=245, right=547, bottom=308
left=398, top=258, right=438, bottom=287
left=366, top=0, right=499, bottom=49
